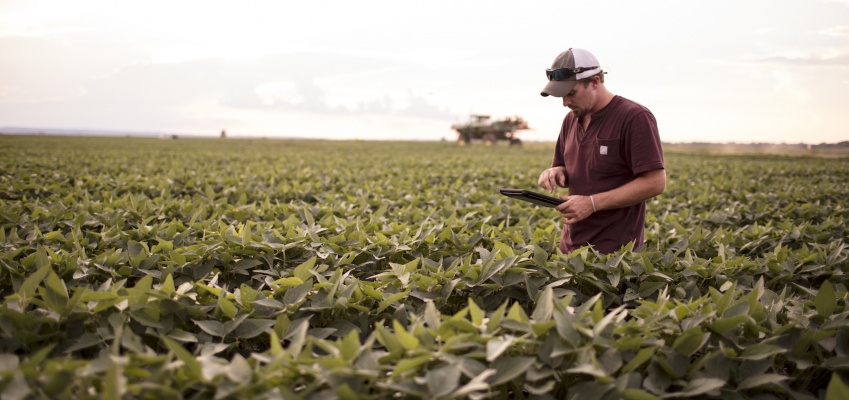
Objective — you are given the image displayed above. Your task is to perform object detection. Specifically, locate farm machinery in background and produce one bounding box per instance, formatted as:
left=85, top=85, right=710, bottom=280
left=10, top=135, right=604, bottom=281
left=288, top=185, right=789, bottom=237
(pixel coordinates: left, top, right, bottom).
left=451, top=114, right=529, bottom=146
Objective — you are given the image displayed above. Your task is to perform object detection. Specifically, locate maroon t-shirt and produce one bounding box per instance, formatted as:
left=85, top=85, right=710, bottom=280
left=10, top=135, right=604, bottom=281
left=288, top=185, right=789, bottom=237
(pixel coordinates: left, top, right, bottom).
left=552, top=95, right=665, bottom=254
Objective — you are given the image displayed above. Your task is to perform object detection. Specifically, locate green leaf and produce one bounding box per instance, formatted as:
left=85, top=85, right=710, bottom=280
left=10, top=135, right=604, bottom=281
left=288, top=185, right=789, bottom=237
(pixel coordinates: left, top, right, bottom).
left=639, top=281, right=666, bottom=297
left=827, top=374, right=849, bottom=400
left=169, top=250, right=186, bottom=265
left=103, top=356, right=125, bottom=399
left=737, top=373, right=789, bottom=390
left=486, top=301, right=509, bottom=332
left=815, top=280, right=837, bottom=317
left=533, top=244, right=548, bottom=267
left=377, top=290, right=410, bottom=313
left=285, top=319, right=309, bottom=358
left=566, top=362, right=608, bottom=379
left=218, top=292, right=238, bottom=319
left=392, top=354, right=431, bottom=376
left=223, top=314, right=249, bottom=336
left=195, top=320, right=227, bottom=337
left=478, top=256, right=518, bottom=284
left=339, top=330, right=361, bottom=361
left=80, top=291, right=119, bottom=302
left=41, top=271, right=69, bottom=314
left=721, top=300, right=749, bottom=318
left=361, top=283, right=384, bottom=300
left=554, top=310, right=581, bottom=345
left=393, top=320, right=420, bottom=351
left=44, top=270, right=69, bottom=301
left=506, top=302, right=529, bottom=323
left=488, top=356, right=534, bottom=386
left=713, top=283, right=736, bottom=315
left=2, top=371, right=30, bottom=400
left=63, top=333, right=102, bottom=354
left=424, top=301, right=442, bottom=331
left=532, top=287, right=554, bottom=322
left=336, top=384, right=358, bottom=400
left=825, top=356, right=849, bottom=369
left=492, top=241, right=515, bottom=258
left=127, top=240, right=147, bottom=258
left=161, top=273, right=176, bottom=295
left=374, top=323, right=403, bottom=356
left=241, top=221, right=252, bottom=246
left=232, top=319, right=275, bottom=339
left=453, top=369, right=497, bottom=398
left=152, top=238, right=174, bottom=253
left=293, top=257, right=317, bottom=281
left=593, top=305, right=625, bottom=337
left=167, top=329, right=198, bottom=343
left=621, top=388, right=660, bottom=400
left=622, top=347, right=655, bottom=373
left=709, top=314, right=747, bottom=335
left=426, top=363, right=461, bottom=397
left=468, top=299, right=485, bottom=326
left=18, top=251, right=51, bottom=302
left=273, top=277, right=305, bottom=287
left=127, top=274, right=153, bottom=306
left=674, top=378, right=726, bottom=397
left=227, top=354, right=252, bottom=383
left=35, top=244, right=51, bottom=270
left=672, top=328, right=708, bottom=357
left=282, top=281, right=312, bottom=305
left=486, top=336, right=516, bottom=362
left=161, top=336, right=202, bottom=381
left=739, top=343, right=786, bottom=360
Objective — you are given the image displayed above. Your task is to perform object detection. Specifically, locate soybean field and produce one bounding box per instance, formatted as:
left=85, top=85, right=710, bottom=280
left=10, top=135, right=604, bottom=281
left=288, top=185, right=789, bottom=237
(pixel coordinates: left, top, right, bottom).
left=0, top=135, right=847, bottom=399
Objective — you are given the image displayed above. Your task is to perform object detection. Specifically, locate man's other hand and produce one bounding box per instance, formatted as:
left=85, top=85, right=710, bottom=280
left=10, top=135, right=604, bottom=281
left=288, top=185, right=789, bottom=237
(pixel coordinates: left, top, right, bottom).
left=538, top=166, right=568, bottom=193
left=555, top=195, right=594, bottom=225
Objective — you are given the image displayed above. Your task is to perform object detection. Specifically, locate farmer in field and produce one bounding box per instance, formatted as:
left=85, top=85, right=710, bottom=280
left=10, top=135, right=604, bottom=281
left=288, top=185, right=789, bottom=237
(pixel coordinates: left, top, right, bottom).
left=537, top=48, right=666, bottom=254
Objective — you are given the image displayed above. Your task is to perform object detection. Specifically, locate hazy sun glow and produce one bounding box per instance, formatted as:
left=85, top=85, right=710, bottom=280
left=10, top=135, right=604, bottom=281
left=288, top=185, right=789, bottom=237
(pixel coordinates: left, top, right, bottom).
left=1, top=0, right=848, bottom=143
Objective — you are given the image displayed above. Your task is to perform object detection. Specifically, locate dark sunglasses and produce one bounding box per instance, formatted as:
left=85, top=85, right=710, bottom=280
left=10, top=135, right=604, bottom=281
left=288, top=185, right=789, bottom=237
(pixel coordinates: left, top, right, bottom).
left=546, top=66, right=599, bottom=81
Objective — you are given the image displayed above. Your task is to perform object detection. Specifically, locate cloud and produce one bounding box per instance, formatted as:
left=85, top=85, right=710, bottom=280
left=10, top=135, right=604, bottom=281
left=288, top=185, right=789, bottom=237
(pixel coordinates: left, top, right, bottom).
left=751, top=50, right=849, bottom=67
left=132, top=52, right=457, bottom=119
left=0, top=35, right=142, bottom=102
left=817, top=25, right=849, bottom=36
left=0, top=50, right=457, bottom=133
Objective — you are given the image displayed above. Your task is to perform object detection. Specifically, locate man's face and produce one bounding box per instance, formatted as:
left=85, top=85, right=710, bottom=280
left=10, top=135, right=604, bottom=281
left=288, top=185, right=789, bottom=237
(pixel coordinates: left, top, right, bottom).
left=561, top=79, right=597, bottom=118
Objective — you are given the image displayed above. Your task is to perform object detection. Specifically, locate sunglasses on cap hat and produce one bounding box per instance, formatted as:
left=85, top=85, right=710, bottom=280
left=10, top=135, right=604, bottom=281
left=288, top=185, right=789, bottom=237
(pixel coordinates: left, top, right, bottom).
left=545, top=66, right=599, bottom=81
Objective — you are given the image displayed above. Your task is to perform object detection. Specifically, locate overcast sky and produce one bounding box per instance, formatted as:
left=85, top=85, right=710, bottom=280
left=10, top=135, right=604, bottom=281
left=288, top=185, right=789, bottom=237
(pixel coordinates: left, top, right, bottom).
left=1, top=0, right=847, bottom=143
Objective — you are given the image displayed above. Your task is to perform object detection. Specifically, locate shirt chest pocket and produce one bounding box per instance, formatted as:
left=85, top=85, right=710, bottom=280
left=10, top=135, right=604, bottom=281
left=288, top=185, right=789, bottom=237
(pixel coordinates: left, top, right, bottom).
left=589, top=138, right=627, bottom=175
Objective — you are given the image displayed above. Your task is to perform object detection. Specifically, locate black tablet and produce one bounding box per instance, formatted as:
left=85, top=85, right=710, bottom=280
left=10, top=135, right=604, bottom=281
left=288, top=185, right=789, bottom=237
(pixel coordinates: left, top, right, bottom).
left=499, top=188, right=564, bottom=208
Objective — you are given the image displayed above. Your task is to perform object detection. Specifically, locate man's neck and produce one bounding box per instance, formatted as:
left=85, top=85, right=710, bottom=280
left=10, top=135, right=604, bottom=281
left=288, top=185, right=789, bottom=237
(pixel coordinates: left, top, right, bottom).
left=579, top=90, right=614, bottom=132
left=590, top=89, right=615, bottom=114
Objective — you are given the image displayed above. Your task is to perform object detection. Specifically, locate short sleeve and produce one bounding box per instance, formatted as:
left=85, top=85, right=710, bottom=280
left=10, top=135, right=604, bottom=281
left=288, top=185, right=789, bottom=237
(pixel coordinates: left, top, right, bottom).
left=623, top=110, right=664, bottom=175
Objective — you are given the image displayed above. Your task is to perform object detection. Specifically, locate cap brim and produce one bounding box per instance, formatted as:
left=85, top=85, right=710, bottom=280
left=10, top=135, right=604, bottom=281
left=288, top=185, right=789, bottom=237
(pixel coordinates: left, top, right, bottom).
left=540, top=79, right=577, bottom=97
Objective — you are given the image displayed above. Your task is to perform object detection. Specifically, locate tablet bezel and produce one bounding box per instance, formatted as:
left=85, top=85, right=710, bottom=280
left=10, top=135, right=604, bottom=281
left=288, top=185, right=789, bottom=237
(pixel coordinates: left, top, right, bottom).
left=498, top=188, right=564, bottom=208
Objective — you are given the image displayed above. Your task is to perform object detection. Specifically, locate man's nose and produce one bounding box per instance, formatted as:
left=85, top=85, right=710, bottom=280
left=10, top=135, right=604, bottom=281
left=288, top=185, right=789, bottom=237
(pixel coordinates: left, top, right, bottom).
left=562, top=97, right=571, bottom=107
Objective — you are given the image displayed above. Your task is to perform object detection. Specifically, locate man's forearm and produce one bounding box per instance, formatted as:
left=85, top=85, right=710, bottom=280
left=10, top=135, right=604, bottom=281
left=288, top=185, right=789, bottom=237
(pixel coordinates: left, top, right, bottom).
left=593, top=169, right=666, bottom=211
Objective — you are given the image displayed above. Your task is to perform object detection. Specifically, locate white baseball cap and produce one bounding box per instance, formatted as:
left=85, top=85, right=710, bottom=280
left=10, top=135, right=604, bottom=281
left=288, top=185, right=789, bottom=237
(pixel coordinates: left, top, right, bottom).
left=540, top=48, right=602, bottom=97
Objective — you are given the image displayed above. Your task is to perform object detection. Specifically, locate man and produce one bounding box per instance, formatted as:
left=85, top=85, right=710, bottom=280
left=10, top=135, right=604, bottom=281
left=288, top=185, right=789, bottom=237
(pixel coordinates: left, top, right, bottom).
left=538, top=48, right=666, bottom=254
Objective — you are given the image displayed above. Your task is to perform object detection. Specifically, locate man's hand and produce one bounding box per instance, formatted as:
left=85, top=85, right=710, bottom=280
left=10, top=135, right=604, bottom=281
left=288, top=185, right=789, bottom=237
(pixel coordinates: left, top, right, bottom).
left=553, top=169, right=666, bottom=225
left=538, top=166, right=568, bottom=193
left=555, top=195, right=595, bottom=225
